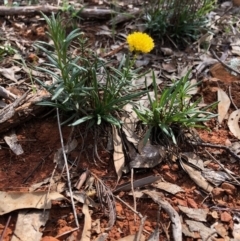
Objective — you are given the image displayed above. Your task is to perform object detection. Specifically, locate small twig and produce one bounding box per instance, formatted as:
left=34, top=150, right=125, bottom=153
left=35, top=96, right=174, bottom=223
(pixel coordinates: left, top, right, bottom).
left=200, top=192, right=212, bottom=205
left=56, top=108, right=79, bottom=228
left=131, top=168, right=137, bottom=223
left=135, top=216, right=147, bottom=241
left=0, top=216, right=11, bottom=241
left=211, top=49, right=240, bottom=76
left=55, top=227, right=79, bottom=239
left=114, top=195, right=143, bottom=219
left=229, top=86, right=238, bottom=110
left=102, top=42, right=125, bottom=58
left=189, top=141, right=240, bottom=162
left=166, top=34, right=178, bottom=49
left=205, top=150, right=240, bottom=185
left=43, top=162, right=58, bottom=217
left=205, top=231, right=217, bottom=241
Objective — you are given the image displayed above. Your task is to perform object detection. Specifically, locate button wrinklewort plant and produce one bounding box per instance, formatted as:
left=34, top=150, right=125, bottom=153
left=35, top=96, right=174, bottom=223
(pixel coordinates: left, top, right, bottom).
left=134, top=71, right=218, bottom=144
left=126, top=32, right=155, bottom=54
left=35, top=14, right=148, bottom=127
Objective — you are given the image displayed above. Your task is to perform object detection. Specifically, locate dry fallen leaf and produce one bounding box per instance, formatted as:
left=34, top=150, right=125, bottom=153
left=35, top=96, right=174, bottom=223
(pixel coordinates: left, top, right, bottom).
left=0, top=66, right=21, bottom=83
left=152, top=181, right=184, bottom=195
left=4, top=131, right=24, bottom=155
left=228, top=110, right=240, bottom=139
left=0, top=191, right=65, bottom=215
left=11, top=210, right=49, bottom=241
left=218, top=88, right=230, bottom=124
left=178, top=206, right=208, bottom=222
left=81, top=202, right=92, bottom=241
left=112, top=125, right=125, bottom=182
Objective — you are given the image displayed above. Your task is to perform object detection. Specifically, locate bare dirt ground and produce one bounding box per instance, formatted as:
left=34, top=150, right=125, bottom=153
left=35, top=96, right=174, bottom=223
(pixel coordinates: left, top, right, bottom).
left=1, top=1, right=240, bottom=241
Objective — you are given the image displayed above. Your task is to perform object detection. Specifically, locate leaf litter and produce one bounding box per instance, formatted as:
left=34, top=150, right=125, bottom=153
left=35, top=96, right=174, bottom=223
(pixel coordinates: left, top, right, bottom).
left=1, top=1, right=240, bottom=241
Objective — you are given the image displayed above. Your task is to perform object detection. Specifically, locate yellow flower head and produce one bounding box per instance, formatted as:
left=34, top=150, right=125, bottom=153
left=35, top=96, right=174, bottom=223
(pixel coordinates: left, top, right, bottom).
left=126, top=32, right=154, bottom=54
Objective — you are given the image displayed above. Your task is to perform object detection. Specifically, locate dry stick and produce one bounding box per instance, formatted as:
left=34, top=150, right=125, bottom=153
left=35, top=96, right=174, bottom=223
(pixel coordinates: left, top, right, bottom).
left=56, top=108, right=79, bottom=228
left=189, top=141, right=240, bottom=162
left=114, top=195, right=143, bottom=219
left=135, top=216, right=147, bottom=241
left=55, top=227, right=79, bottom=239
left=131, top=168, right=137, bottom=223
left=205, top=150, right=240, bottom=185
left=0, top=6, right=114, bottom=19
left=0, top=216, right=11, bottom=241
left=229, top=86, right=238, bottom=110
left=210, top=49, right=240, bottom=76
left=43, top=162, right=58, bottom=217
left=114, top=195, right=146, bottom=241
left=102, top=43, right=125, bottom=58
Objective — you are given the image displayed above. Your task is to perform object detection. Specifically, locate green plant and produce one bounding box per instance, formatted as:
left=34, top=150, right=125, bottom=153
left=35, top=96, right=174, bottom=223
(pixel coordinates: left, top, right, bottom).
left=0, top=44, right=16, bottom=59
left=35, top=13, right=146, bottom=127
left=145, top=0, right=215, bottom=45
left=134, top=71, right=217, bottom=144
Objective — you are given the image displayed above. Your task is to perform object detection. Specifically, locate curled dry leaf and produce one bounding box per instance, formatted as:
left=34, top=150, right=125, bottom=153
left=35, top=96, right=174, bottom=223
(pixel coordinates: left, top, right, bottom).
left=152, top=181, right=184, bottom=195
left=185, top=220, right=216, bottom=240
left=178, top=206, right=208, bottom=222
left=112, top=125, right=125, bottom=182
left=161, top=47, right=173, bottom=56
left=228, top=109, right=240, bottom=139
left=143, top=190, right=182, bottom=241
left=11, top=210, right=49, bottom=241
left=74, top=170, right=90, bottom=190
left=129, top=143, right=166, bottom=169
left=4, top=131, right=24, bottom=155
left=180, top=160, right=214, bottom=192
left=0, top=66, right=21, bottom=83
left=121, top=104, right=139, bottom=147
left=81, top=202, right=92, bottom=241
left=218, top=88, right=230, bottom=124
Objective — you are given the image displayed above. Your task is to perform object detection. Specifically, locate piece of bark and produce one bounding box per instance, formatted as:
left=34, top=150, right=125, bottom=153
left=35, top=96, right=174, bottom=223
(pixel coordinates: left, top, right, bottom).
left=0, top=90, right=50, bottom=134
left=0, top=6, right=114, bottom=19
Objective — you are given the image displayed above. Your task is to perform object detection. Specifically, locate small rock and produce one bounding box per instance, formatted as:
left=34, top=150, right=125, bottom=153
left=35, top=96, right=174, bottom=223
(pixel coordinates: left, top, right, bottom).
left=220, top=211, right=232, bottom=222
left=212, top=187, right=225, bottom=199
left=221, top=182, right=236, bottom=196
